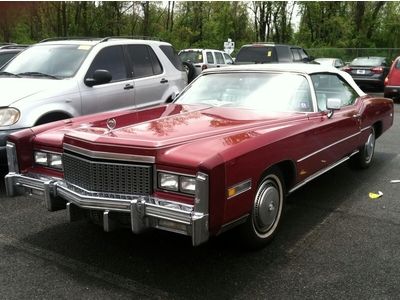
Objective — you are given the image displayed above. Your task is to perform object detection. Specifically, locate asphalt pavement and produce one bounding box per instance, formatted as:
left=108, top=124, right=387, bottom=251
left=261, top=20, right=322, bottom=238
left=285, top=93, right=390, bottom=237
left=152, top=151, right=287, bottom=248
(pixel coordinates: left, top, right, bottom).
left=0, top=102, right=399, bottom=299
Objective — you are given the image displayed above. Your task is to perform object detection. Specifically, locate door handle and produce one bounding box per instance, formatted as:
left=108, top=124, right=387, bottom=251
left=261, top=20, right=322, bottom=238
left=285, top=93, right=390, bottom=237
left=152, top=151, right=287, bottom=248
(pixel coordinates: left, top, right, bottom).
left=124, top=84, right=134, bottom=90
left=160, top=78, right=168, bottom=84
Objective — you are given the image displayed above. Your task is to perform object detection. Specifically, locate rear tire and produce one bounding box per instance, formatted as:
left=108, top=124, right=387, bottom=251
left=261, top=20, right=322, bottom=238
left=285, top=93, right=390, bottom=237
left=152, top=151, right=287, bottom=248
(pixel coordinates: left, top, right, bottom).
left=350, top=126, right=376, bottom=169
left=182, top=61, right=196, bottom=83
left=238, top=168, right=285, bottom=249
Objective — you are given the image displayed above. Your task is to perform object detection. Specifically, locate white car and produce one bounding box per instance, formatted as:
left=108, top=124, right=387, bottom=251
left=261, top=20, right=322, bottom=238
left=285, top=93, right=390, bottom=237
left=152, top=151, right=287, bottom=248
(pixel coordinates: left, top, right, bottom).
left=178, top=48, right=234, bottom=82
left=0, top=37, right=187, bottom=165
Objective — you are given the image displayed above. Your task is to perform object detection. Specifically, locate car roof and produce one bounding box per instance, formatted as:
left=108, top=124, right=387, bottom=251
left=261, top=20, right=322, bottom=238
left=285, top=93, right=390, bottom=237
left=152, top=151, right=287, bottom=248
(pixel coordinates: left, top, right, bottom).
left=179, top=48, right=227, bottom=53
left=37, top=37, right=171, bottom=47
left=241, top=43, right=302, bottom=48
left=202, top=63, right=341, bottom=75
left=201, top=63, right=367, bottom=96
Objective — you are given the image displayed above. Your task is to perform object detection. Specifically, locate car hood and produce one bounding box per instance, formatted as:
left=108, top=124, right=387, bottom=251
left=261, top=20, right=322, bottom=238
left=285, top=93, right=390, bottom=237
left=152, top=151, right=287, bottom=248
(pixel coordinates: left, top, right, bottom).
left=34, top=104, right=307, bottom=151
left=0, top=77, right=68, bottom=106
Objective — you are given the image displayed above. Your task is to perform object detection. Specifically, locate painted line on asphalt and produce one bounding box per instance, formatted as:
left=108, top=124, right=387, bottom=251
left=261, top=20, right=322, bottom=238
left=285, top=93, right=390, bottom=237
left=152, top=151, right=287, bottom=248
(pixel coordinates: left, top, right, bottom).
left=0, top=233, right=170, bottom=299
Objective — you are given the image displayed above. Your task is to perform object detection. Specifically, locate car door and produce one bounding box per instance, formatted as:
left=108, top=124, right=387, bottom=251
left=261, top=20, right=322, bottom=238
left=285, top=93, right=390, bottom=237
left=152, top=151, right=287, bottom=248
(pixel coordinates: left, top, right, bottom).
left=296, top=73, right=361, bottom=181
left=214, top=51, right=226, bottom=68
left=206, top=51, right=216, bottom=69
left=80, top=45, right=135, bottom=115
left=126, top=44, right=168, bottom=108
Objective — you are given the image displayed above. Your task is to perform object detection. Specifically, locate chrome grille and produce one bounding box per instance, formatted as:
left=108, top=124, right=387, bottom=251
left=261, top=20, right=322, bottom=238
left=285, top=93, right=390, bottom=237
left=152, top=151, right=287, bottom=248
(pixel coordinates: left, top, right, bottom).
left=63, top=152, right=152, bottom=195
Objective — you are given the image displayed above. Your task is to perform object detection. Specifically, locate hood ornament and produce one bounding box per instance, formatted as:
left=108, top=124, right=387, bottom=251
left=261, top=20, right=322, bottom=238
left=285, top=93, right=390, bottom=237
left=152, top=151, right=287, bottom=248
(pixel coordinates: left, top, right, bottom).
left=106, top=118, right=116, bottom=131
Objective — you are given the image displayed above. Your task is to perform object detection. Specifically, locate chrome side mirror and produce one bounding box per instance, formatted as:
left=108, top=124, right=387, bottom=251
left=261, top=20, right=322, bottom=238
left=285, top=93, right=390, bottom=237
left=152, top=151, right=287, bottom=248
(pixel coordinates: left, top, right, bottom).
left=326, top=98, right=341, bottom=118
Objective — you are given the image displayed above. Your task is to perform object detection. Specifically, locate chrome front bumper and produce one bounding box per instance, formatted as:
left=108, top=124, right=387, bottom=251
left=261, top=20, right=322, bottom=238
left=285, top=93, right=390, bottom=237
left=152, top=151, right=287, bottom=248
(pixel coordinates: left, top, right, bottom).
left=5, top=172, right=210, bottom=246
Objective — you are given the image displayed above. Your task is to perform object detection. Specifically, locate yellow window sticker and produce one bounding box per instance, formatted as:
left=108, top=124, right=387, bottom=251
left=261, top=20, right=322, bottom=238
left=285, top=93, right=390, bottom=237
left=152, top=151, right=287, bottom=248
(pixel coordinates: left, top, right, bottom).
left=267, top=51, right=272, bottom=57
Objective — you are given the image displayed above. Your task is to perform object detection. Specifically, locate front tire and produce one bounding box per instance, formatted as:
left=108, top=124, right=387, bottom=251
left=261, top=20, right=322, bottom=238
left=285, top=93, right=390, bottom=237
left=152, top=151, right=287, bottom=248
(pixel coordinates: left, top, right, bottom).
left=239, top=169, right=285, bottom=249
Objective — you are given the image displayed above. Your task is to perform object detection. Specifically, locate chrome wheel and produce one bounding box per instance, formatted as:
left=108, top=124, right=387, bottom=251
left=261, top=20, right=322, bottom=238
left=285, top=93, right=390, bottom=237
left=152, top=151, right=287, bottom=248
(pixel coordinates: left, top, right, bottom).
left=364, top=129, right=375, bottom=164
left=251, top=173, right=284, bottom=239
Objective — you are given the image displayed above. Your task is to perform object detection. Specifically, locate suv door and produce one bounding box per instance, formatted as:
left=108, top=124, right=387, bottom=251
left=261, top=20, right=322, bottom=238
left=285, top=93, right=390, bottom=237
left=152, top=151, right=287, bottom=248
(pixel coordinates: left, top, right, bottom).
left=126, top=44, right=168, bottom=108
left=81, top=45, right=134, bottom=114
left=214, top=51, right=225, bottom=67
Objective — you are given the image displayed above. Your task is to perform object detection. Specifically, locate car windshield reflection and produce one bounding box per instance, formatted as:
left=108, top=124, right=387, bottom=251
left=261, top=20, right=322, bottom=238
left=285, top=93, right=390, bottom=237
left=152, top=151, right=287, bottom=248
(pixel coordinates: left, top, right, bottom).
left=175, top=72, right=313, bottom=112
left=2, top=44, right=91, bottom=78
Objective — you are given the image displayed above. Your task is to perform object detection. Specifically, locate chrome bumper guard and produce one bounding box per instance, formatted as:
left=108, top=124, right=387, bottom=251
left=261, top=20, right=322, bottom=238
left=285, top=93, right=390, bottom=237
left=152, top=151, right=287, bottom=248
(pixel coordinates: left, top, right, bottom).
left=5, top=172, right=210, bottom=246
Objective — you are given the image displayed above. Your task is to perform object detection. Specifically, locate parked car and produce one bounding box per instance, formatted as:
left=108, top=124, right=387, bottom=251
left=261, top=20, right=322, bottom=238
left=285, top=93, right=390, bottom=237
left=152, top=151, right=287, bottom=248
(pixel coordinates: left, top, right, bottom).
left=5, top=64, right=393, bottom=248
left=342, top=56, right=389, bottom=90
left=0, top=37, right=187, bottom=166
left=235, top=43, right=313, bottom=64
left=0, top=44, right=28, bottom=67
left=384, top=56, right=400, bottom=102
left=314, top=57, right=344, bottom=69
left=178, top=48, right=234, bottom=82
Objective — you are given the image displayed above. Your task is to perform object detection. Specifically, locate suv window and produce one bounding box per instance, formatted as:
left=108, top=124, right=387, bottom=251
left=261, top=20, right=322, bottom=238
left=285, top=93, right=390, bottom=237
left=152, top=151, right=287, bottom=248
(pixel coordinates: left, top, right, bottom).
left=223, top=53, right=233, bottom=64
left=179, top=50, right=203, bottom=63
left=214, top=52, right=225, bottom=64
left=291, top=48, right=301, bottom=62
left=5, top=44, right=90, bottom=78
left=160, top=45, right=183, bottom=71
left=127, top=45, right=162, bottom=78
left=206, top=52, right=214, bottom=64
left=236, top=46, right=278, bottom=63
left=86, top=45, right=127, bottom=82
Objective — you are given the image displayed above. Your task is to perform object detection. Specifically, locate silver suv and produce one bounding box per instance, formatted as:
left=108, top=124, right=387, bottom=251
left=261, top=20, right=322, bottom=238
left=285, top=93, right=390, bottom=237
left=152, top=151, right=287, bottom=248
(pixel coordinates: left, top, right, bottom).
left=178, top=48, right=234, bottom=82
left=0, top=37, right=187, bottom=165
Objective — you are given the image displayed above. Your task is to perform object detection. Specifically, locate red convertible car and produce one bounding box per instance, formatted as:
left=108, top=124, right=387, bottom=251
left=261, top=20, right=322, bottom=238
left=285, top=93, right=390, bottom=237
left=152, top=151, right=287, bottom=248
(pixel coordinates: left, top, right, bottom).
left=5, top=64, right=394, bottom=248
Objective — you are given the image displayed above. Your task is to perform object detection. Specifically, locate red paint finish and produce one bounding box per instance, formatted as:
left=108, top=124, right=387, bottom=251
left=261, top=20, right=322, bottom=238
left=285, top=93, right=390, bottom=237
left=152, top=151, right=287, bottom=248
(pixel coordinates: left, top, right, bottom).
left=9, top=92, right=394, bottom=235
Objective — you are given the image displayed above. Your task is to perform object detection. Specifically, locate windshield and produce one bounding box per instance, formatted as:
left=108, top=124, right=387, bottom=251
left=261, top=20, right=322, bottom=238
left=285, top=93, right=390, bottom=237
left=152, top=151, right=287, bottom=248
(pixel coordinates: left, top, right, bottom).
left=178, top=51, right=203, bottom=63
left=2, top=44, right=92, bottom=78
left=175, top=72, right=313, bottom=112
left=350, top=57, right=384, bottom=67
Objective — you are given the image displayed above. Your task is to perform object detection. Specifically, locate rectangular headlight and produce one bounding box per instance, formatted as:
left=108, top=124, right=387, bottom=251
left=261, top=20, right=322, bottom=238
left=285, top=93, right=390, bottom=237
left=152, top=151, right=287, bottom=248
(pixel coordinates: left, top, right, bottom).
left=158, top=172, right=179, bottom=191
left=49, top=153, right=63, bottom=170
left=180, top=176, right=196, bottom=194
left=158, top=171, right=197, bottom=195
left=34, top=151, right=63, bottom=170
left=34, top=151, right=48, bottom=166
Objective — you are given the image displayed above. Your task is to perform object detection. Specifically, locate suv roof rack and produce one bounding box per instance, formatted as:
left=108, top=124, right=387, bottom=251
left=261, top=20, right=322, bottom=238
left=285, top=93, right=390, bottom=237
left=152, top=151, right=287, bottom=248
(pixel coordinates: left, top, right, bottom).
left=100, top=36, right=163, bottom=42
left=0, top=44, right=29, bottom=49
left=39, top=37, right=102, bottom=43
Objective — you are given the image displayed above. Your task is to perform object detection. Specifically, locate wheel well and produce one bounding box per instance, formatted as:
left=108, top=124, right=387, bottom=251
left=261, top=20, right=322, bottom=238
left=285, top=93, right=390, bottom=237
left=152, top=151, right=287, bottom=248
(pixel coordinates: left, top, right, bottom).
left=261, top=160, right=296, bottom=192
left=373, top=121, right=383, bottom=139
left=35, top=112, right=71, bottom=126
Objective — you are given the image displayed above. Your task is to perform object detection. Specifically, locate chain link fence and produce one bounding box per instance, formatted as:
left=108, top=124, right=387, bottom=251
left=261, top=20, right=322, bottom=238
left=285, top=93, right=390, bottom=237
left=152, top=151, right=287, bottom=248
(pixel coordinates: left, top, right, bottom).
left=306, top=48, right=400, bottom=64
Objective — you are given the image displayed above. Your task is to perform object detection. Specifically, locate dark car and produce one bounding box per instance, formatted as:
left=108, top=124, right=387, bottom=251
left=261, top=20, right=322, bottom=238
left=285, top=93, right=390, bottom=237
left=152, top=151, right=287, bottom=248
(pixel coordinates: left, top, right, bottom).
left=0, top=44, right=28, bottom=67
left=235, top=43, right=313, bottom=64
left=342, top=56, right=389, bottom=90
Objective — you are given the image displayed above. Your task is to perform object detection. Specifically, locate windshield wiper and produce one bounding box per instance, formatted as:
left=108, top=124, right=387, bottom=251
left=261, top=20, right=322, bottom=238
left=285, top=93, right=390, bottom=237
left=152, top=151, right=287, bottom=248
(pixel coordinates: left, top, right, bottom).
left=0, top=71, right=21, bottom=78
left=17, top=72, right=60, bottom=79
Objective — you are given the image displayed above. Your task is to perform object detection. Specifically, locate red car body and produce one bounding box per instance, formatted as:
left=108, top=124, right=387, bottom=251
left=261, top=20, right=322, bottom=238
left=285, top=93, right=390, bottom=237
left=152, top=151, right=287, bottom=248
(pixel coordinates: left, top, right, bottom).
left=5, top=64, right=394, bottom=247
left=384, top=56, right=400, bottom=101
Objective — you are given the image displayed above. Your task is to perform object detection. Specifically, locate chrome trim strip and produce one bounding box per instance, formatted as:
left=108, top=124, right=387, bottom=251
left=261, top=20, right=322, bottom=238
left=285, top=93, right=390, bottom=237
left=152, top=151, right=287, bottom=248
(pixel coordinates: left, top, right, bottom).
left=6, top=142, right=19, bottom=173
left=289, top=150, right=359, bottom=194
left=297, top=126, right=370, bottom=163
left=227, top=179, right=252, bottom=199
left=63, top=143, right=155, bottom=163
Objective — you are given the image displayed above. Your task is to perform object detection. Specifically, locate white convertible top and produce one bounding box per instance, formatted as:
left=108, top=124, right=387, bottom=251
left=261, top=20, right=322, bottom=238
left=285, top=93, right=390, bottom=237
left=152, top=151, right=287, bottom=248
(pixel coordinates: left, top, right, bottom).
left=203, top=63, right=366, bottom=96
